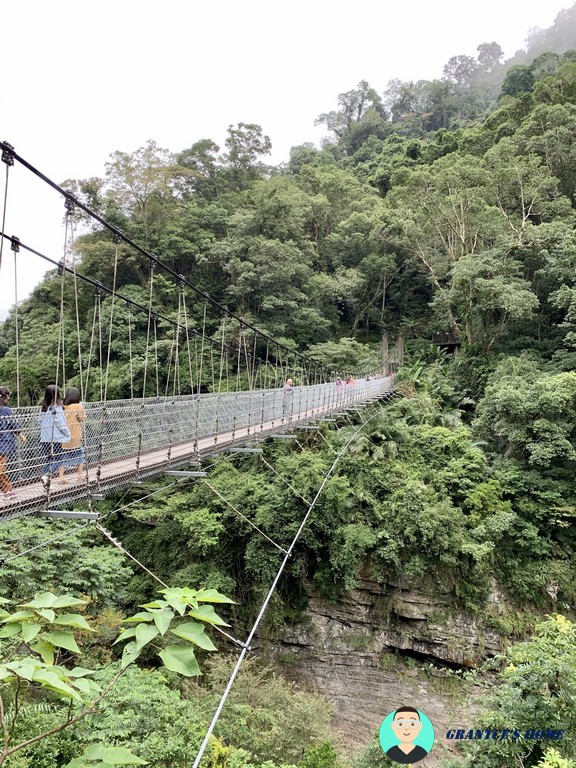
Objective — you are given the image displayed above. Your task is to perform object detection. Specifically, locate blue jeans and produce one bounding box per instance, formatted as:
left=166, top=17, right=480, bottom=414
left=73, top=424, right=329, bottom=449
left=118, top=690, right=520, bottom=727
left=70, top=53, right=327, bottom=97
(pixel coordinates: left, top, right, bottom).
left=41, top=442, right=65, bottom=476
left=62, top=447, right=85, bottom=468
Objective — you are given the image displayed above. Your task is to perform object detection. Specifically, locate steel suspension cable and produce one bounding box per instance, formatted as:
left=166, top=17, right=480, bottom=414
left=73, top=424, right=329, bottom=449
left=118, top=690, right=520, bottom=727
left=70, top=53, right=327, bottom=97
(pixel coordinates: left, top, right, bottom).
left=236, top=322, right=243, bottom=391
left=12, top=240, right=20, bottom=406
left=141, top=264, right=156, bottom=399
left=69, top=214, right=85, bottom=402
left=181, top=288, right=195, bottom=394
left=126, top=302, right=135, bottom=400
left=84, top=289, right=100, bottom=399
left=198, top=300, right=207, bottom=395
left=103, top=239, right=120, bottom=401
left=153, top=314, right=160, bottom=399
left=55, top=218, right=70, bottom=395
left=0, top=143, right=12, bottom=271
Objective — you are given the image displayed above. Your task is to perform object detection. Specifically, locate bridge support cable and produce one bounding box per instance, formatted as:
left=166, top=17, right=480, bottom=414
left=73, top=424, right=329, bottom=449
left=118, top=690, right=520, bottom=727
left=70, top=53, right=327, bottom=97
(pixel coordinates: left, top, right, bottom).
left=12, top=237, right=21, bottom=407
left=55, top=205, right=72, bottom=397
left=201, top=480, right=289, bottom=555
left=0, top=142, right=14, bottom=272
left=258, top=456, right=312, bottom=506
left=84, top=285, right=103, bottom=402
left=68, top=215, right=85, bottom=404
left=103, top=237, right=121, bottom=402
left=142, top=261, right=156, bottom=399
left=190, top=404, right=385, bottom=768
left=94, top=523, right=247, bottom=650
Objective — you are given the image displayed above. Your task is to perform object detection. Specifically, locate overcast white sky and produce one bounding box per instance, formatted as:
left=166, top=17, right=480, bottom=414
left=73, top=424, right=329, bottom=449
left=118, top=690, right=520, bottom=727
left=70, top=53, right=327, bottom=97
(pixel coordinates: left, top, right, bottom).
left=0, top=0, right=573, bottom=318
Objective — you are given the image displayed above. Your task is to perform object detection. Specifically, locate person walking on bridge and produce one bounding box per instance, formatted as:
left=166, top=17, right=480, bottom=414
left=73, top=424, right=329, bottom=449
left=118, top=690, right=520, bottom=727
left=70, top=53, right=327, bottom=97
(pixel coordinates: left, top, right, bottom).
left=283, top=378, right=294, bottom=420
left=38, top=384, right=71, bottom=487
left=0, top=386, right=26, bottom=502
left=62, top=387, right=87, bottom=482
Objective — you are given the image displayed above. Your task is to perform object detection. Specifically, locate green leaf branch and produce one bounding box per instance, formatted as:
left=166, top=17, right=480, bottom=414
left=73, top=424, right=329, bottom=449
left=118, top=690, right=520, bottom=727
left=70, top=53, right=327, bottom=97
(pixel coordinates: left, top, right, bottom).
left=0, top=586, right=233, bottom=766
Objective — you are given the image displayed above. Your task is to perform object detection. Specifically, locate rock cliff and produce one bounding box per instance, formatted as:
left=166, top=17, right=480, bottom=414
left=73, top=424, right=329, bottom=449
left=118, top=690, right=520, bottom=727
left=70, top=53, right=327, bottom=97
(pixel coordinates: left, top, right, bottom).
left=257, top=575, right=507, bottom=765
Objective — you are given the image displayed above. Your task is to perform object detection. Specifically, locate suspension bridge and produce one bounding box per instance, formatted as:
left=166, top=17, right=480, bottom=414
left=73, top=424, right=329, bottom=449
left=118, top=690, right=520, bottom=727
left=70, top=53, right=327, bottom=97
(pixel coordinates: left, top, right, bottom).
left=0, top=141, right=402, bottom=521
left=0, top=379, right=395, bottom=519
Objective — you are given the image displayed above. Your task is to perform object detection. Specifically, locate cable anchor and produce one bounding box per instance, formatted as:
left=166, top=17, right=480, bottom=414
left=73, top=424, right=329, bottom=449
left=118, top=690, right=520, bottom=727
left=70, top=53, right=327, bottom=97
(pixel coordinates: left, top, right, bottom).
left=10, top=235, right=20, bottom=253
left=1, top=142, right=14, bottom=167
left=112, top=231, right=123, bottom=244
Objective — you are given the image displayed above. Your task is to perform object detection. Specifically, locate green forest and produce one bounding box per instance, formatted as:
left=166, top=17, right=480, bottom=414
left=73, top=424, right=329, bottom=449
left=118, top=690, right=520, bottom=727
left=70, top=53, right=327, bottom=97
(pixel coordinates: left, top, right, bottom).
left=3, top=5, right=576, bottom=767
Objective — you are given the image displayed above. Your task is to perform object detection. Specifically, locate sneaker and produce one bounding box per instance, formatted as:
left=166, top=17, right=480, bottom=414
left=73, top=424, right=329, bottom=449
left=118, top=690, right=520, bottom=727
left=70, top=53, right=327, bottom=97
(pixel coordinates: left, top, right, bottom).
left=4, top=491, right=16, bottom=499
left=41, top=475, right=49, bottom=489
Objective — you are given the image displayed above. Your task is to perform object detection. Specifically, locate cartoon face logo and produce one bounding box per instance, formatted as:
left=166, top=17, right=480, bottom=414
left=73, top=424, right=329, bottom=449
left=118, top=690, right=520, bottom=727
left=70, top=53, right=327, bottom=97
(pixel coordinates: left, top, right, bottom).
left=379, top=707, right=435, bottom=764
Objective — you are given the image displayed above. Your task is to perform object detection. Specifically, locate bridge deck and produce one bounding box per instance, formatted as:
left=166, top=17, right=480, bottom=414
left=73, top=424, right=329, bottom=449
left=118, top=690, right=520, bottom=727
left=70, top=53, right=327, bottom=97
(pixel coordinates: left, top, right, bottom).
left=0, top=378, right=393, bottom=520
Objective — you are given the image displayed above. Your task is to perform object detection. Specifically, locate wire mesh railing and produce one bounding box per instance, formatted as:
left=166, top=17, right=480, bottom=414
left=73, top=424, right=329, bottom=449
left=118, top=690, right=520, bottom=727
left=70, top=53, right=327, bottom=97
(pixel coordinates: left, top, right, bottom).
left=0, top=377, right=395, bottom=519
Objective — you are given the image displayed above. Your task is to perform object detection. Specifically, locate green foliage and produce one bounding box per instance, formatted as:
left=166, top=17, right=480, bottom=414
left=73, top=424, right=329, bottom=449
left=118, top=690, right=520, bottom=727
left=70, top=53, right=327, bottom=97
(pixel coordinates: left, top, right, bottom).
left=0, top=586, right=231, bottom=767
left=453, top=616, right=576, bottom=767
left=184, top=656, right=334, bottom=765
left=0, top=520, right=133, bottom=607
left=537, top=749, right=576, bottom=768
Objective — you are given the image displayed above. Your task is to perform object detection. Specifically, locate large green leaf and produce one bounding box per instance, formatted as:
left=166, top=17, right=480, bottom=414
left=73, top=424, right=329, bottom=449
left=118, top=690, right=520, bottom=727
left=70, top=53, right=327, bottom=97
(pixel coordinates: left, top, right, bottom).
left=150, top=608, right=174, bottom=636
left=121, top=641, right=142, bottom=669
left=1, top=610, right=35, bottom=623
left=195, top=588, right=235, bottom=604
left=188, top=604, right=230, bottom=627
left=113, top=627, right=137, bottom=645
left=72, top=676, right=101, bottom=697
left=160, top=596, right=189, bottom=616
left=0, top=623, right=21, bottom=638
left=65, top=744, right=148, bottom=766
left=37, top=609, right=56, bottom=623
left=84, top=744, right=105, bottom=760
left=170, top=621, right=217, bottom=650
left=53, top=595, right=87, bottom=608
left=53, top=613, right=93, bottom=631
left=31, top=639, right=55, bottom=665
left=21, top=622, right=42, bottom=643
left=20, top=592, right=58, bottom=609
left=0, top=597, right=10, bottom=605
left=103, top=746, right=148, bottom=764
left=33, top=669, right=82, bottom=700
left=134, top=622, right=159, bottom=652
left=123, top=611, right=154, bottom=624
left=139, top=599, right=168, bottom=610
left=45, top=631, right=81, bottom=653
left=68, top=666, right=96, bottom=677
left=6, top=661, right=38, bottom=682
left=158, top=645, right=201, bottom=676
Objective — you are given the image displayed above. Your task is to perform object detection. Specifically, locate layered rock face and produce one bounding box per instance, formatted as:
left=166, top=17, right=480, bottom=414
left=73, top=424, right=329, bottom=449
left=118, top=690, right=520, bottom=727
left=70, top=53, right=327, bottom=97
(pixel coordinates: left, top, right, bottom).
left=257, top=576, right=505, bottom=765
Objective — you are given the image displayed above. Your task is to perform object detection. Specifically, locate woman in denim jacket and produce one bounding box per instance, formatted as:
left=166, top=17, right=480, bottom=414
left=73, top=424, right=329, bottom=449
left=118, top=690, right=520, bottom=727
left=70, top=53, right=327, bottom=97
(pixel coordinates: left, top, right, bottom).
left=38, top=384, right=71, bottom=487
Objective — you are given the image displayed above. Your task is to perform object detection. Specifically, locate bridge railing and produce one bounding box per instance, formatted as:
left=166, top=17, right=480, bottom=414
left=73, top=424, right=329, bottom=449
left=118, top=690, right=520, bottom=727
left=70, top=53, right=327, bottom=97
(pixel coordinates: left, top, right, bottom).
left=0, top=377, right=392, bottom=500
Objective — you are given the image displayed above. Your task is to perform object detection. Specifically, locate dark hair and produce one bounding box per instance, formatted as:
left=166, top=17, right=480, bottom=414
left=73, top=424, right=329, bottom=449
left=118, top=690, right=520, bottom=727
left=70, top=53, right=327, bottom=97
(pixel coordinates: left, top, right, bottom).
left=64, top=387, right=81, bottom=406
left=0, top=386, right=10, bottom=404
left=394, top=707, right=420, bottom=720
left=41, top=384, right=62, bottom=412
